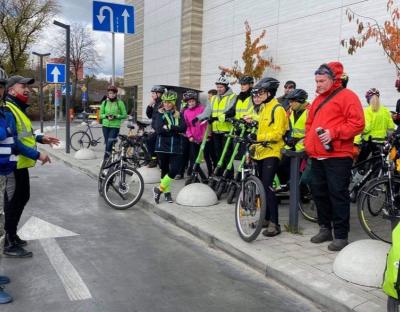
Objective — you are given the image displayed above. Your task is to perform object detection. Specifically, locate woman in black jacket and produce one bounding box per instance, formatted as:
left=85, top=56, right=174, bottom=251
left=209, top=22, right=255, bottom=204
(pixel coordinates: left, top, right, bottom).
left=153, top=90, right=186, bottom=203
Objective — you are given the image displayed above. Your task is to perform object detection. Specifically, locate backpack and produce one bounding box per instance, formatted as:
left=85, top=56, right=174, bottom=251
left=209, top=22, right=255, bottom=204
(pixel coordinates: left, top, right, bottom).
left=383, top=223, right=400, bottom=299
left=269, top=104, right=292, bottom=144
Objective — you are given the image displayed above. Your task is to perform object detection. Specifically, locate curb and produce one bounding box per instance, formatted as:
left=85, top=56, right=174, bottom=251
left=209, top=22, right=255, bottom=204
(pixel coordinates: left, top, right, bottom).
left=40, top=145, right=384, bottom=312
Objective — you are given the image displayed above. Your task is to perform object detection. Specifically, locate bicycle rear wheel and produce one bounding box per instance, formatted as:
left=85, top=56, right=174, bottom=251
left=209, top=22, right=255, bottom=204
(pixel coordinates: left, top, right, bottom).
left=103, top=166, right=144, bottom=210
left=235, top=176, right=266, bottom=242
left=126, top=143, right=150, bottom=167
left=298, top=182, right=318, bottom=222
left=357, top=177, right=400, bottom=243
left=70, top=131, right=91, bottom=151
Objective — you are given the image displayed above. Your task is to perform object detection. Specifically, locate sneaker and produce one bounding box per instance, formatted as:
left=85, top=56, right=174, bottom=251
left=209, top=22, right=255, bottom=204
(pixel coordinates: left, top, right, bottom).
left=0, top=287, right=12, bottom=304
left=262, top=222, right=281, bottom=237
left=3, top=245, right=33, bottom=258
left=164, top=192, right=173, bottom=203
left=328, top=239, right=348, bottom=251
left=310, top=227, right=333, bottom=244
left=153, top=186, right=162, bottom=204
left=0, top=276, right=10, bottom=285
left=15, top=235, right=27, bottom=247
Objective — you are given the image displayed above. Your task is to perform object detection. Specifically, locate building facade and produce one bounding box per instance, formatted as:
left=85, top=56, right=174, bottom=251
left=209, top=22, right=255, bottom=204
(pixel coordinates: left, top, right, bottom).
left=124, top=0, right=398, bottom=120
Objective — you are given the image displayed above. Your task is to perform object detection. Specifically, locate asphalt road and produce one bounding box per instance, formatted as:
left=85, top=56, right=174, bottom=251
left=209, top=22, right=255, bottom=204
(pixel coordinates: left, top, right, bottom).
left=1, top=161, right=323, bottom=312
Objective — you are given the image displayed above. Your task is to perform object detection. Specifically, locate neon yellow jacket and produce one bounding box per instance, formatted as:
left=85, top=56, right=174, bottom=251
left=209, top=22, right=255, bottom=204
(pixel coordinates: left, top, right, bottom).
left=362, top=104, right=395, bottom=142
left=252, top=98, right=289, bottom=160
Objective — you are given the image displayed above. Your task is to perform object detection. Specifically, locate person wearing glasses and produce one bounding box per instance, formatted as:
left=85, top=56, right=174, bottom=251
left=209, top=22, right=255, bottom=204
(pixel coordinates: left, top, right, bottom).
left=277, top=80, right=296, bottom=111
left=305, top=62, right=364, bottom=251
left=247, top=77, right=289, bottom=237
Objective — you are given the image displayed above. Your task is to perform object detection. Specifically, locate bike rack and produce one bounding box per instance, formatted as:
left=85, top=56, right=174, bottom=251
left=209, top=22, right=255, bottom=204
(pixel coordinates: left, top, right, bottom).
left=281, top=149, right=306, bottom=233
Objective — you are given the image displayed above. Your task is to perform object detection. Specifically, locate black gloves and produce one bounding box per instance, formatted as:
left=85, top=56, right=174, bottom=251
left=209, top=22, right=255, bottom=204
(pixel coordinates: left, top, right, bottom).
left=191, top=117, right=198, bottom=126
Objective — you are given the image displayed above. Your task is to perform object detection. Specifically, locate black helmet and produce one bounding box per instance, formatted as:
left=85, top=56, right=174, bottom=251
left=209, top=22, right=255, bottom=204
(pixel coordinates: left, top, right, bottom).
left=238, top=75, right=254, bottom=85
left=286, top=89, right=308, bottom=103
left=151, top=85, right=165, bottom=93
left=253, top=77, right=280, bottom=92
left=183, top=90, right=198, bottom=101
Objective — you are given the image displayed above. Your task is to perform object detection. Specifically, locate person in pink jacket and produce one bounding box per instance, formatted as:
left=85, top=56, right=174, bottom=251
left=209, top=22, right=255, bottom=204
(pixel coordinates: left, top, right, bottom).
left=183, top=90, right=213, bottom=177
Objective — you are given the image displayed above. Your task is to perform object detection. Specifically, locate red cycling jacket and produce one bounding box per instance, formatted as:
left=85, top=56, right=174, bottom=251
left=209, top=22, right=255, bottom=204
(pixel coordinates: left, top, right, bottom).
left=304, top=62, right=365, bottom=159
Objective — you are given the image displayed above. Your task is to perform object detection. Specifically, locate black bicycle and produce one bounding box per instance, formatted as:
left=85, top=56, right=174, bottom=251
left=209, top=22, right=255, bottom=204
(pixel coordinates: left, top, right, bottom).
left=70, top=113, right=103, bottom=151
left=125, top=120, right=152, bottom=167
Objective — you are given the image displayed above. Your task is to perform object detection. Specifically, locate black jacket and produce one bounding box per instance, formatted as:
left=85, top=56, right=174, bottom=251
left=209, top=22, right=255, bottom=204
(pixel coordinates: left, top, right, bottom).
left=154, top=109, right=186, bottom=154
left=146, top=98, right=162, bottom=129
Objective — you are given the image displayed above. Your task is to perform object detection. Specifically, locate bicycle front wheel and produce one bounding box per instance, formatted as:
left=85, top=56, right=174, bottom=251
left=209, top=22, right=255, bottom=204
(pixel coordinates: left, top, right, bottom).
left=357, top=177, right=400, bottom=243
left=70, top=131, right=91, bottom=151
left=103, top=166, right=144, bottom=210
left=235, top=176, right=266, bottom=242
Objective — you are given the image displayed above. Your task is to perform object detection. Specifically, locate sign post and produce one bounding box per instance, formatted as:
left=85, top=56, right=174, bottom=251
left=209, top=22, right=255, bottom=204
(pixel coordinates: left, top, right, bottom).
left=33, top=52, right=51, bottom=133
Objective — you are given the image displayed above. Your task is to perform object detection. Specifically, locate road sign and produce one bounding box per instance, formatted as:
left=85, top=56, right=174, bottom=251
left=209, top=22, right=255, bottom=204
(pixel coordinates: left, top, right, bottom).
left=46, top=63, right=66, bottom=83
left=93, top=1, right=135, bottom=34
left=61, top=83, right=72, bottom=95
left=82, top=92, right=88, bottom=101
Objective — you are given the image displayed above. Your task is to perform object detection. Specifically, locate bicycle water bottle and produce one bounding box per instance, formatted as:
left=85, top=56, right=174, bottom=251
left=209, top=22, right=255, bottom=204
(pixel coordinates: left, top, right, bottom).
left=316, top=127, right=333, bottom=152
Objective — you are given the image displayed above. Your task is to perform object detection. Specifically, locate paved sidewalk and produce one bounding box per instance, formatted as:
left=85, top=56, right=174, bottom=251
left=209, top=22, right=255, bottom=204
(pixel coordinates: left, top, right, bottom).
left=38, top=122, right=387, bottom=312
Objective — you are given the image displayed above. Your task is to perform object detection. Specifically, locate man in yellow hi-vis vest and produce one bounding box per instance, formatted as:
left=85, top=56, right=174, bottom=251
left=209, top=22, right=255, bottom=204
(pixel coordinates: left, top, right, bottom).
left=3, top=76, right=59, bottom=258
left=197, top=73, right=237, bottom=174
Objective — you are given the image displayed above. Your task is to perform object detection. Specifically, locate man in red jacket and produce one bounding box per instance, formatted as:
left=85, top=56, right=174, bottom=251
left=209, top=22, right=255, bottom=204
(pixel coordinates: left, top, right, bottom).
left=304, top=62, right=364, bottom=251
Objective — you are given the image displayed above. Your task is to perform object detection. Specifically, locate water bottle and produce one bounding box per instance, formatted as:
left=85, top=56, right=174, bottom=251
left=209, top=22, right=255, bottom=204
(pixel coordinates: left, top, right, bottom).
left=316, top=127, right=333, bottom=152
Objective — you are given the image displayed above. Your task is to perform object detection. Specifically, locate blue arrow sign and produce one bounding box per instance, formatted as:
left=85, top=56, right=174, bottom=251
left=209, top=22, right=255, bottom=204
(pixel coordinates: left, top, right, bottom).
left=93, top=1, right=135, bottom=34
left=46, top=63, right=66, bottom=83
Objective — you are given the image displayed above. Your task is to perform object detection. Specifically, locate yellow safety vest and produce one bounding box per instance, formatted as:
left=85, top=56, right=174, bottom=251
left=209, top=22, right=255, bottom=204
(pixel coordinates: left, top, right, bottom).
left=235, top=97, right=252, bottom=119
left=211, top=94, right=236, bottom=132
left=289, top=109, right=307, bottom=151
left=6, top=102, right=37, bottom=169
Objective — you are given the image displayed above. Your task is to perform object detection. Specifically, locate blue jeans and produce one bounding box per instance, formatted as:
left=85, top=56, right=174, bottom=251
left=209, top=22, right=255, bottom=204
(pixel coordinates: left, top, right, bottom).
left=102, top=127, right=120, bottom=156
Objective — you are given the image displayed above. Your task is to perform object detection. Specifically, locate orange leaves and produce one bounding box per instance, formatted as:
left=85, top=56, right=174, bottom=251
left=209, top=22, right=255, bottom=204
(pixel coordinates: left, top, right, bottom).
left=219, top=20, right=278, bottom=82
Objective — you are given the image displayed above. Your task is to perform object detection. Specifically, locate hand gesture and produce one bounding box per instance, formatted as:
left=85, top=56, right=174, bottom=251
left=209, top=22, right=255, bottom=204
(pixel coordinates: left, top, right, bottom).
left=38, top=153, right=51, bottom=165
left=42, top=135, right=60, bottom=147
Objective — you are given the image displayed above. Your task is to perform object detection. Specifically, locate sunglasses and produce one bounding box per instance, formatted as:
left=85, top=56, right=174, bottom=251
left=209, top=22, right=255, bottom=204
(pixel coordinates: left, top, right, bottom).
left=251, top=89, right=268, bottom=97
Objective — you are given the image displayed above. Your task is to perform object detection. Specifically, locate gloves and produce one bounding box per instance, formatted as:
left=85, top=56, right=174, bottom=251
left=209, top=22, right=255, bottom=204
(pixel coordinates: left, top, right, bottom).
left=191, top=117, right=198, bottom=126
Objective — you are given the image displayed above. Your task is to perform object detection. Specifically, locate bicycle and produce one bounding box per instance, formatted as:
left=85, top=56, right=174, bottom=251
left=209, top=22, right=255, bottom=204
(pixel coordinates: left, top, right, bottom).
left=126, top=119, right=152, bottom=167
left=357, top=134, right=400, bottom=243
left=70, top=113, right=103, bottom=151
left=100, top=134, right=145, bottom=210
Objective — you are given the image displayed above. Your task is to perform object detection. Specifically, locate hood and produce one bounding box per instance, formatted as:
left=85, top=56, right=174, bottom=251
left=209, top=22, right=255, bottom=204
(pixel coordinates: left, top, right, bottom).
left=325, top=61, right=344, bottom=94
left=218, top=88, right=234, bottom=100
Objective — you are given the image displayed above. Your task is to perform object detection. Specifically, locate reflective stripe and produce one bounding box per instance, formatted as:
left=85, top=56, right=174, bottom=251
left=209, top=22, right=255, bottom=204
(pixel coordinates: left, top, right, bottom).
left=0, top=147, right=11, bottom=154
left=9, top=155, right=18, bottom=161
left=0, top=137, right=14, bottom=144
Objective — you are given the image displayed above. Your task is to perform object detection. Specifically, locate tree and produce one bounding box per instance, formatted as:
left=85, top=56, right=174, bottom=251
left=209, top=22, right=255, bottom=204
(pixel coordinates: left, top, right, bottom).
left=0, top=0, right=59, bottom=74
left=219, top=21, right=279, bottom=82
left=51, top=23, right=102, bottom=105
left=341, top=0, right=400, bottom=72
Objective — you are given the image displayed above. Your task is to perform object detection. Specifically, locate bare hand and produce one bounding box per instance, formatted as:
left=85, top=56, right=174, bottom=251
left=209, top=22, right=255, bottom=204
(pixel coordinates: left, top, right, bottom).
left=318, top=129, right=332, bottom=144
left=38, top=153, right=51, bottom=165
left=42, top=135, right=60, bottom=147
left=243, top=116, right=252, bottom=123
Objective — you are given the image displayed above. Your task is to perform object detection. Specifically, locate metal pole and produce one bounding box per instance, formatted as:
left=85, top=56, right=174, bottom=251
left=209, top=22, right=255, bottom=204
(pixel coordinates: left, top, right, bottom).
left=112, top=32, right=115, bottom=85
left=54, top=84, right=58, bottom=138
left=32, top=52, right=50, bottom=133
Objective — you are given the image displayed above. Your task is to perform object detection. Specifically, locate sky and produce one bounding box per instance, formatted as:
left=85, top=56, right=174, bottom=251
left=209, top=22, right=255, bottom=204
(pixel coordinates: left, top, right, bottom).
left=34, top=0, right=127, bottom=79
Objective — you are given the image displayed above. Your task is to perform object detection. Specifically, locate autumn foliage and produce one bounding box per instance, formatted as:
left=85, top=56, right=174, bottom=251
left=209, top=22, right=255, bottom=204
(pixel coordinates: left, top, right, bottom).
left=219, top=21, right=279, bottom=82
left=341, top=0, right=400, bottom=72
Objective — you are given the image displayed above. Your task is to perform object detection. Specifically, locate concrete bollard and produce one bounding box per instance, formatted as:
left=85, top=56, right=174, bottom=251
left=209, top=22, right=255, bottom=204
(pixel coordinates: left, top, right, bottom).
left=74, top=148, right=96, bottom=160
left=333, top=239, right=390, bottom=287
left=176, top=183, right=218, bottom=207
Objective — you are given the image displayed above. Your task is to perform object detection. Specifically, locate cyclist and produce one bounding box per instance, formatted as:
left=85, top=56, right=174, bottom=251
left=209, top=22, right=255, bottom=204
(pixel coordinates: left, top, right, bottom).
left=146, top=85, right=165, bottom=168
left=277, top=80, right=296, bottom=111
left=277, top=89, right=309, bottom=187
left=356, top=88, right=395, bottom=166
left=100, top=86, right=127, bottom=158
left=249, top=77, right=289, bottom=237
left=225, top=75, right=254, bottom=120
left=153, top=91, right=186, bottom=203
left=197, top=72, right=237, bottom=174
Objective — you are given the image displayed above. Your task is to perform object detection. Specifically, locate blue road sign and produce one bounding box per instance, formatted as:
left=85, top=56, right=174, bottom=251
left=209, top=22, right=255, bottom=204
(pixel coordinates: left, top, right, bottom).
left=61, top=83, right=72, bottom=96
left=93, top=1, right=135, bottom=34
left=82, top=92, right=88, bottom=101
left=46, top=63, right=66, bottom=83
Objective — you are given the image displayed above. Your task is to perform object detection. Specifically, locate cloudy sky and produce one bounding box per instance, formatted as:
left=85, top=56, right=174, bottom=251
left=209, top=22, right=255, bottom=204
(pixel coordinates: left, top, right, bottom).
left=34, top=0, right=128, bottom=79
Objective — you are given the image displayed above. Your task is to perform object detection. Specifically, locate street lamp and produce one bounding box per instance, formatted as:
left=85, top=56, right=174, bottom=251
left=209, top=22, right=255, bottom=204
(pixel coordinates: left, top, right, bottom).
left=53, top=20, right=71, bottom=153
left=32, top=51, right=50, bottom=134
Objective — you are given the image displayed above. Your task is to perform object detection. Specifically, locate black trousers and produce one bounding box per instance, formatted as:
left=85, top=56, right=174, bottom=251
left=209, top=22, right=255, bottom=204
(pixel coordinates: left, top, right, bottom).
left=310, top=157, right=353, bottom=239
left=146, top=132, right=157, bottom=158
left=157, top=153, right=181, bottom=179
left=179, top=137, right=190, bottom=175
left=211, top=132, right=233, bottom=176
left=4, top=168, right=29, bottom=237
left=256, top=157, right=280, bottom=225
left=102, top=126, right=120, bottom=155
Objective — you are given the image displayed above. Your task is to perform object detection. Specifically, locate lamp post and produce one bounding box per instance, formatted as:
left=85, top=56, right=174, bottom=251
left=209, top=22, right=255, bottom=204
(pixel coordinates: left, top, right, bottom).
left=53, top=20, right=71, bottom=153
left=32, top=51, right=50, bottom=133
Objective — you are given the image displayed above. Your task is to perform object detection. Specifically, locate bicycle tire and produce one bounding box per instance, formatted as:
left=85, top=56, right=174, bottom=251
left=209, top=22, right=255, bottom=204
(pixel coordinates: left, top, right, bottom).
left=70, top=131, right=91, bottom=151
left=126, top=143, right=150, bottom=167
left=103, top=166, right=144, bottom=210
left=235, top=176, right=267, bottom=242
left=298, top=182, right=318, bottom=223
left=357, top=176, right=400, bottom=243
left=388, top=296, right=400, bottom=312
left=98, top=157, right=113, bottom=196
left=226, top=184, right=237, bottom=204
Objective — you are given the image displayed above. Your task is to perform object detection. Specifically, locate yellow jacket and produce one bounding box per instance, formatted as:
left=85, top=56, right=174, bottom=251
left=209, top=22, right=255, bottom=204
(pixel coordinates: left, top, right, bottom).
left=252, top=98, right=289, bottom=160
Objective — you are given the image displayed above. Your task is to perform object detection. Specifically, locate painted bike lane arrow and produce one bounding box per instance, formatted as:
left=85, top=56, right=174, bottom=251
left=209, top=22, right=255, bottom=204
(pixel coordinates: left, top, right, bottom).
left=18, top=216, right=92, bottom=301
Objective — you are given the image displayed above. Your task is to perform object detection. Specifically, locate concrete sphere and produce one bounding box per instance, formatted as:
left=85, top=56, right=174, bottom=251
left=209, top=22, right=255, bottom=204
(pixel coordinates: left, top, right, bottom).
left=333, top=239, right=390, bottom=287
left=137, top=167, right=160, bottom=184
left=176, top=183, right=218, bottom=207
left=74, top=148, right=96, bottom=160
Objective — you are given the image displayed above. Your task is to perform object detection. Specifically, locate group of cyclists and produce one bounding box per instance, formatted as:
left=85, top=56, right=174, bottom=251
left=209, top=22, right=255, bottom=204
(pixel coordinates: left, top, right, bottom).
left=143, top=64, right=397, bottom=242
